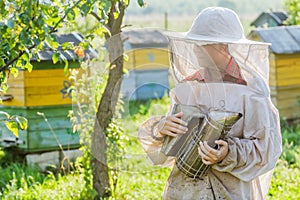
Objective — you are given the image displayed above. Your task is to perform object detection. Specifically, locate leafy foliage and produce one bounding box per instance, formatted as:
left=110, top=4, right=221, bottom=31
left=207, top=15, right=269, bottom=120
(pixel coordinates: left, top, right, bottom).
left=280, top=124, right=300, bottom=165
left=285, top=0, right=300, bottom=25
left=0, top=0, right=79, bottom=89
left=0, top=0, right=134, bottom=92
left=0, top=111, right=27, bottom=137
left=268, top=160, right=300, bottom=199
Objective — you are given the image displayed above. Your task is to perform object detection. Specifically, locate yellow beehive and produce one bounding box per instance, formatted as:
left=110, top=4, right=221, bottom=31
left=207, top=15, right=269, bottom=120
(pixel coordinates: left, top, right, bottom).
left=121, top=29, right=170, bottom=100
left=3, top=62, right=79, bottom=107
left=249, top=26, right=300, bottom=119
left=124, top=48, right=169, bottom=70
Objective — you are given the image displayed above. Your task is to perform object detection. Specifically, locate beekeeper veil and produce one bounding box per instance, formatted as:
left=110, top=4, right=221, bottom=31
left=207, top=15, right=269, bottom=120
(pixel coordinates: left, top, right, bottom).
left=165, top=7, right=270, bottom=97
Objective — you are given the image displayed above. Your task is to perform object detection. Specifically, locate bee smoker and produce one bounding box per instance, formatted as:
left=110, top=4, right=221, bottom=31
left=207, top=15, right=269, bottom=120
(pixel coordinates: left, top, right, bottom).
left=175, top=109, right=242, bottom=179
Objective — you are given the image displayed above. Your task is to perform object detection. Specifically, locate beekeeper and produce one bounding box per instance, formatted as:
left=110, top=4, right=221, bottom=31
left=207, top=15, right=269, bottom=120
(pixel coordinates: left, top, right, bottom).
left=138, top=7, right=282, bottom=200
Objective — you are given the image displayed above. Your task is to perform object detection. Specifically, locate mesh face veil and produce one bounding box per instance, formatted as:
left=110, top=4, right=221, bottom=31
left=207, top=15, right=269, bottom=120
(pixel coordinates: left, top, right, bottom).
left=168, top=39, right=270, bottom=96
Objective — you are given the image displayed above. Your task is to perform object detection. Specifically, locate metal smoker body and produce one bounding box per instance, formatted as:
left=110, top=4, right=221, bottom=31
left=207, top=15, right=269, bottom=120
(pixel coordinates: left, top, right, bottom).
left=161, top=104, right=242, bottom=179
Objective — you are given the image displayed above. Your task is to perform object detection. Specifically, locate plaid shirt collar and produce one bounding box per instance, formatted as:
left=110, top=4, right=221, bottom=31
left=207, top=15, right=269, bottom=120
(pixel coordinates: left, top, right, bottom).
left=223, top=57, right=247, bottom=85
left=184, top=57, right=247, bottom=85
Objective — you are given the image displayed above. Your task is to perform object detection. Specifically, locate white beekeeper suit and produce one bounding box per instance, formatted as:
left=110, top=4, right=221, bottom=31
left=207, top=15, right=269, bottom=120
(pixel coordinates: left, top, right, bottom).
left=138, top=7, right=282, bottom=200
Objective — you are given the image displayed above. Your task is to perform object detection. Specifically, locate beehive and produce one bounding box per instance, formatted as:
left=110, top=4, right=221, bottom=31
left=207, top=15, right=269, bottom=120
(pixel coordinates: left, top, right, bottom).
left=0, top=33, right=97, bottom=153
left=121, top=29, right=170, bottom=100
left=249, top=26, right=300, bottom=119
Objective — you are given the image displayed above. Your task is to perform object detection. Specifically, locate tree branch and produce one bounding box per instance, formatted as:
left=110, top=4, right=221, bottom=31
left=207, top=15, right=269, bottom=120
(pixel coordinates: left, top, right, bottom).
left=111, top=1, right=127, bottom=35
left=90, top=11, right=111, bottom=33
left=106, top=0, right=116, bottom=35
left=121, top=24, right=132, bottom=29
left=90, top=10, right=102, bottom=21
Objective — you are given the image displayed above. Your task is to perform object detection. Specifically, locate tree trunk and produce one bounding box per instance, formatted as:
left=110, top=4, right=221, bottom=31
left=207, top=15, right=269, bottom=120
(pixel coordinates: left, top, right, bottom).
left=91, top=33, right=124, bottom=198
left=91, top=1, right=127, bottom=198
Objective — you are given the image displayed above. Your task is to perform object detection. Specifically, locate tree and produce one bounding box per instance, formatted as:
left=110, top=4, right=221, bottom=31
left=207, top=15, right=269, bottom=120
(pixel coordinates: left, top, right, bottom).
left=0, top=0, right=146, bottom=198
left=90, top=1, right=130, bottom=197
left=285, top=0, right=300, bottom=25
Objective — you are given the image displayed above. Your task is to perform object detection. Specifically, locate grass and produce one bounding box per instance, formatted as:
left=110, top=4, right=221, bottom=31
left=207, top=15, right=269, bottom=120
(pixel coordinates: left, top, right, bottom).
left=0, top=96, right=300, bottom=199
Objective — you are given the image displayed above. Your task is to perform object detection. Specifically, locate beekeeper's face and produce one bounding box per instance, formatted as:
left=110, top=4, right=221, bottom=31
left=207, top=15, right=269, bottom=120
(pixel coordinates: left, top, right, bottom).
left=194, top=44, right=231, bottom=71
left=203, top=44, right=230, bottom=66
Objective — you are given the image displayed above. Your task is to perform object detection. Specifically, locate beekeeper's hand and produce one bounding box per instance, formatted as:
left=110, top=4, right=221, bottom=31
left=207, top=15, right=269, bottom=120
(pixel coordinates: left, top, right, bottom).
left=156, top=112, right=188, bottom=138
left=198, top=140, right=229, bottom=165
